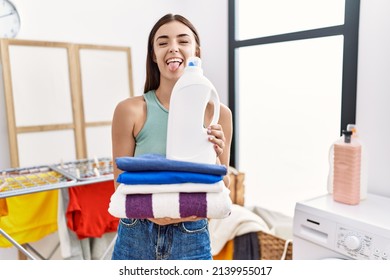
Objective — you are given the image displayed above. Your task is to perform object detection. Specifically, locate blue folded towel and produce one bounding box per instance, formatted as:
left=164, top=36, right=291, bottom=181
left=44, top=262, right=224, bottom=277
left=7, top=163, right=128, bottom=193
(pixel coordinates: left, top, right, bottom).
left=117, top=170, right=223, bottom=185
left=116, top=153, right=227, bottom=175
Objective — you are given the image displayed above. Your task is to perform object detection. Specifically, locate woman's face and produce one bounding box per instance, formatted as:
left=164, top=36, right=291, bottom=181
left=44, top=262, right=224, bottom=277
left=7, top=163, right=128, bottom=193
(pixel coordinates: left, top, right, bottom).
left=153, top=20, right=198, bottom=82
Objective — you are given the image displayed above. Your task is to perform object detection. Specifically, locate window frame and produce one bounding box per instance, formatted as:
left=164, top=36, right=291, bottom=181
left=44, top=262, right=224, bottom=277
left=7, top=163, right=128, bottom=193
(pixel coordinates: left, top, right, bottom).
left=228, top=0, right=360, bottom=167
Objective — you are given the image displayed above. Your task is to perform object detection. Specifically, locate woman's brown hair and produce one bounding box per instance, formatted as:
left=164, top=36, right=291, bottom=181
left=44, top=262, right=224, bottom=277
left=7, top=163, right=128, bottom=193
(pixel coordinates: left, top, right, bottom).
left=143, top=14, right=201, bottom=93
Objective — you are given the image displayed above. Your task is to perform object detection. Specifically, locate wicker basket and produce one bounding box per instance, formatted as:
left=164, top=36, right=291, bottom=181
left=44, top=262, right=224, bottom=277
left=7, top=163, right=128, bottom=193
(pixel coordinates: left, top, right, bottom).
left=228, top=167, right=245, bottom=206
left=258, top=231, right=293, bottom=260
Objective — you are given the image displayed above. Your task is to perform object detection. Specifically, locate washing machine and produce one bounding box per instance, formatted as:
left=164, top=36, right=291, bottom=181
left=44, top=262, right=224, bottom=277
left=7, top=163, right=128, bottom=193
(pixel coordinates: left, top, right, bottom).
left=293, top=193, right=390, bottom=260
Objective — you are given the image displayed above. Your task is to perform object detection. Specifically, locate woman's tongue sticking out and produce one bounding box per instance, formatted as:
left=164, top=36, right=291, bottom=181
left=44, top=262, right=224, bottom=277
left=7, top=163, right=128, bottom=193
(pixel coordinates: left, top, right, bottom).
left=168, top=61, right=180, bottom=71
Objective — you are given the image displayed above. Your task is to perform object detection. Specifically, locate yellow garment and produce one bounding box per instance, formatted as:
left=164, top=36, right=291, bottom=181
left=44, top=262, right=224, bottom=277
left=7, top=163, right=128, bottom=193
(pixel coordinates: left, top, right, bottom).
left=0, top=198, right=8, bottom=217
left=0, top=190, right=58, bottom=247
left=213, top=239, right=234, bottom=260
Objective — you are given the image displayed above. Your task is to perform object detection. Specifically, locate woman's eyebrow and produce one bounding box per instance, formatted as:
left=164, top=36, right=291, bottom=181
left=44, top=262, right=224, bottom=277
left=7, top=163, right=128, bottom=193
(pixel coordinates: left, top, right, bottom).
left=156, top=34, right=191, bottom=41
left=156, top=35, right=169, bottom=41
left=177, top=33, right=191, bottom=38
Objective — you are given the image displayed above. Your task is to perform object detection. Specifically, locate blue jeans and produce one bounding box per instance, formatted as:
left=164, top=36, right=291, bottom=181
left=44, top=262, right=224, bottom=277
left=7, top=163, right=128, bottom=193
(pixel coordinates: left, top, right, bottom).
left=111, top=218, right=212, bottom=260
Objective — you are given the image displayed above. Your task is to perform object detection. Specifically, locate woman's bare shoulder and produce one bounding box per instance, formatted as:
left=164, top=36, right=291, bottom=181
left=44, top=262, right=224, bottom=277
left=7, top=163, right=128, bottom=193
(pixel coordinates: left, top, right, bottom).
left=116, top=95, right=145, bottom=108
left=114, top=95, right=146, bottom=115
left=220, top=103, right=232, bottom=120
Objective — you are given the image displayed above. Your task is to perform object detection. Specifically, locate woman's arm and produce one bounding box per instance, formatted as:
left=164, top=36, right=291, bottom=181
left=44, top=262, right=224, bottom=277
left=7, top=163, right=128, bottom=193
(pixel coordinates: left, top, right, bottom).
left=111, top=97, right=144, bottom=189
left=208, top=104, right=233, bottom=188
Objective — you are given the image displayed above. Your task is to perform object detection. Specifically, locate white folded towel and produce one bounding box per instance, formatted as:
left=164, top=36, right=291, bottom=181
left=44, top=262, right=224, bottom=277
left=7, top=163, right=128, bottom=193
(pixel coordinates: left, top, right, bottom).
left=118, top=180, right=224, bottom=194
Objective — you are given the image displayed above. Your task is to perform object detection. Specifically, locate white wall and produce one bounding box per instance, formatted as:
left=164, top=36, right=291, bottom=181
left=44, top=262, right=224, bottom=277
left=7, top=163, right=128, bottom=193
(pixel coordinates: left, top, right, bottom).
left=356, top=0, right=390, bottom=199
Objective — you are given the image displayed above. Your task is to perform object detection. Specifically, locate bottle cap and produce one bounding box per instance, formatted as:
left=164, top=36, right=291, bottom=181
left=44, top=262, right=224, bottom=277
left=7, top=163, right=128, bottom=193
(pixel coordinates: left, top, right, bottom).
left=342, top=130, right=353, bottom=143
left=347, top=124, right=358, bottom=137
left=187, top=56, right=201, bottom=68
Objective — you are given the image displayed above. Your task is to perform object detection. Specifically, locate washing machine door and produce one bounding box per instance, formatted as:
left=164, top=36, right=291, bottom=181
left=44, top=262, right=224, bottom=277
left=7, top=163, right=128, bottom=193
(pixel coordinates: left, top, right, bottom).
left=293, top=236, right=350, bottom=260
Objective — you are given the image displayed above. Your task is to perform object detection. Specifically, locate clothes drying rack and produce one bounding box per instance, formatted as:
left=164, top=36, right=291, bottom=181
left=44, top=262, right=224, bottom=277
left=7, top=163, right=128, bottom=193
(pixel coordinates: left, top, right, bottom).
left=0, top=159, right=114, bottom=260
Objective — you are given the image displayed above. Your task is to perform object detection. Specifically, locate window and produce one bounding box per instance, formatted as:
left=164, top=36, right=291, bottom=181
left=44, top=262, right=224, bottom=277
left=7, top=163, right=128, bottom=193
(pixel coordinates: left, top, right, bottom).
left=229, top=0, right=360, bottom=216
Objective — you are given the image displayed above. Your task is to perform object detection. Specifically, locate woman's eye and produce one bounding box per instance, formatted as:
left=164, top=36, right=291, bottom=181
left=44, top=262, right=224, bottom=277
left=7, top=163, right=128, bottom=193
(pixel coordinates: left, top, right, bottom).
left=180, top=41, right=189, bottom=44
left=158, top=42, right=167, bottom=46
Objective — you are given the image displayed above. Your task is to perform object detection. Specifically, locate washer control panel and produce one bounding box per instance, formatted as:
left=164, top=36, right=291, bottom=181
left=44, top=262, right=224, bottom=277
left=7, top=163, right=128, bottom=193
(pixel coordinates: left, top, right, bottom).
left=336, top=226, right=389, bottom=260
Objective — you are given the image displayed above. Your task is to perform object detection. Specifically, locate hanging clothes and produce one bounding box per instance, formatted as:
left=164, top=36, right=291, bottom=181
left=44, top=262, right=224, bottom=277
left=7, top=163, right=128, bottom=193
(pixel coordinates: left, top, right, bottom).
left=0, top=198, right=8, bottom=217
left=66, top=181, right=119, bottom=239
left=0, top=190, right=58, bottom=247
left=58, top=187, right=117, bottom=260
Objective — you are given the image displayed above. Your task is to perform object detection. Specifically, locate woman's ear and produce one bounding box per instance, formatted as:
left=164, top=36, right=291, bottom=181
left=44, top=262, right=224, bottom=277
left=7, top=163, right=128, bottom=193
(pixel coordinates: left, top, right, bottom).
left=152, top=53, right=157, bottom=62
left=196, top=47, right=201, bottom=58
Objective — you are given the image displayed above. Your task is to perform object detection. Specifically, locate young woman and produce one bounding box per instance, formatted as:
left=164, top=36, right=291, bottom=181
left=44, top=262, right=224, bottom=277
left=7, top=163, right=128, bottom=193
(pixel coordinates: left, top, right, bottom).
left=111, top=13, right=232, bottom=260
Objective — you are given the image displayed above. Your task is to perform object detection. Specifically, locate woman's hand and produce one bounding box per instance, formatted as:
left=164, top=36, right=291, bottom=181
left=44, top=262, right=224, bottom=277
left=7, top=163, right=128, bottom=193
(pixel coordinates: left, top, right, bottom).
left=207, top=124, right=226, bottom=158
left=148, top=216, right=200, bottom=226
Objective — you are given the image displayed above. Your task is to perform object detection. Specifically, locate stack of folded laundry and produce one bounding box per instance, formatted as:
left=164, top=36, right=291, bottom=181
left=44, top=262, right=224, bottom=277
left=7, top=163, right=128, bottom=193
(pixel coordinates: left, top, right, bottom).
left=108, top=154, right=232, bottom=219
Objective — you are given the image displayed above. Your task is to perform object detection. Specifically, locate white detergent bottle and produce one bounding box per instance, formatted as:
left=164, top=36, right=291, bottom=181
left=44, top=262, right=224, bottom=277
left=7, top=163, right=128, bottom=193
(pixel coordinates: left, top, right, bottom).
left=166, top=57, right=220, bottom=164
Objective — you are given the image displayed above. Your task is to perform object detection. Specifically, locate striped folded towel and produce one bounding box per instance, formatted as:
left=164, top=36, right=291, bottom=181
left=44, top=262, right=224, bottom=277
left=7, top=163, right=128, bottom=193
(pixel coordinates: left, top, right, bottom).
left=118, top=180, right=225, bottom=194
left=116, top=153, right=227, bottom=175
left=108, top=186, right=232, bottom=219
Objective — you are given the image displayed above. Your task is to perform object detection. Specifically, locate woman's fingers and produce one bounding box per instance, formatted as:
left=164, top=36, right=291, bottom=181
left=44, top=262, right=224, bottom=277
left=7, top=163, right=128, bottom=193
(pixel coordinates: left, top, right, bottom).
left=208, top=124, right=225, bottom=156
left=148, top=216, right=199, bottom=225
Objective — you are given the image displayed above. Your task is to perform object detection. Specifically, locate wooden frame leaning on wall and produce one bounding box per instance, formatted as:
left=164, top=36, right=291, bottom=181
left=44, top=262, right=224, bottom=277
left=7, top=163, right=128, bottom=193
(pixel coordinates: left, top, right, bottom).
left=0, top=39, right=134, bottom=168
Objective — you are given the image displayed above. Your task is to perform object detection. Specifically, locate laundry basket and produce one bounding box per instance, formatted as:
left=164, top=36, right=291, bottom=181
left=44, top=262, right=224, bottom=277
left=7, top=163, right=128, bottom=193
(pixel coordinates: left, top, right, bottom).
left=258, top=231, right=293, bottom=260
left=228, top=166, right=293, bottom=260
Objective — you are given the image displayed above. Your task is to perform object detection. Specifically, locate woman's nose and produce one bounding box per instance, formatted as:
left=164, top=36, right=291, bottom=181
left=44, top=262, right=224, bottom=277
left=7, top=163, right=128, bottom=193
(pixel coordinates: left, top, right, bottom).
left=169, top=42, right=179, bottom=53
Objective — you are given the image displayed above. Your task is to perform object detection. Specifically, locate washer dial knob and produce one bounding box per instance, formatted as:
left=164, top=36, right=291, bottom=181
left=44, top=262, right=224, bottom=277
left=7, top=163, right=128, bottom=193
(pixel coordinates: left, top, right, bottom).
left=344, top=235, right=362, bottom=251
